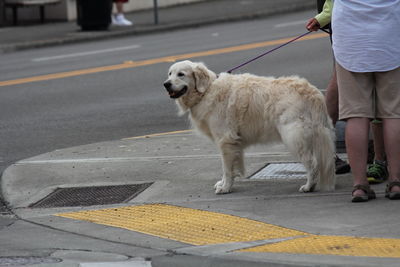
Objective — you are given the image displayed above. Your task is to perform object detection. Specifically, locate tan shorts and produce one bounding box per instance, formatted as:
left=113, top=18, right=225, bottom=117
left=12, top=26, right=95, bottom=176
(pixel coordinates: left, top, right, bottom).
left=336, top=63, right=400, bottom=120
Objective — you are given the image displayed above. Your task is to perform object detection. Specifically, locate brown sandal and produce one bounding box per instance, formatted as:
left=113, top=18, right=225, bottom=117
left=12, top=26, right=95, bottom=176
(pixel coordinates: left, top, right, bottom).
left=385, top=181, right=400, bottom=200
left=352, top=184, right=376, bottom=203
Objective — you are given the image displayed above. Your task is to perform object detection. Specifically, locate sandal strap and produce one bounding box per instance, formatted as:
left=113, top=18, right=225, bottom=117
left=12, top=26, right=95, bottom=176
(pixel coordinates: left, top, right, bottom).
left=352, top=184, right=373, bottom=195
left=387, top=181, right=400, bottom=191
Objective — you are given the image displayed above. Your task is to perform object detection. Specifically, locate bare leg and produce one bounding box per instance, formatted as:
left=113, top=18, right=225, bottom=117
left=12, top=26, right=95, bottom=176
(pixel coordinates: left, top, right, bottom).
left=326, top=68, right=350, bottom=174
left=383, top=119, right=400, bottom=193
left=115, top=2, right=124, bottom=14
left=325, top=69, right=339, bottom=126
left=346, top=118, right=370, bottom=197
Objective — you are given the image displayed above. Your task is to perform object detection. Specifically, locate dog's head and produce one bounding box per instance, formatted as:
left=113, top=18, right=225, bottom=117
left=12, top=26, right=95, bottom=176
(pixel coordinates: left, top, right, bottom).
left=163, top=61, right=216, bottom=108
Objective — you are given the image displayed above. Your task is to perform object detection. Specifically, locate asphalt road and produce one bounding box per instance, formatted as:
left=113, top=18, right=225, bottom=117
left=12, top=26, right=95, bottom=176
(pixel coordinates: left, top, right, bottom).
left=0, top=9, right=333, bottom=176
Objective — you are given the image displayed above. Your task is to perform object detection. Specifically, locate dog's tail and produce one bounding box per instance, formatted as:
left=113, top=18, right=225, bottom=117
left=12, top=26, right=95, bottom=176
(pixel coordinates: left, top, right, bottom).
left=311, top=94, right=336, bottom=191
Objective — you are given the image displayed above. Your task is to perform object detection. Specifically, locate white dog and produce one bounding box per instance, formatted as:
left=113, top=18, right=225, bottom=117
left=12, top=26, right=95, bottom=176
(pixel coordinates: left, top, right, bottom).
left=164, top=60, right=335, bottom=194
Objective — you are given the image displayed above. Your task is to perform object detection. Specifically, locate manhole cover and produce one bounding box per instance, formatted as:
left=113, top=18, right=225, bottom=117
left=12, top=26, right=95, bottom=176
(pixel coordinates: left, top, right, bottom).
left=0, top=256, right=61, bottom=266
left=29, top=183, right=153, bottom=208
left=250, top=163, right=306, bottom=179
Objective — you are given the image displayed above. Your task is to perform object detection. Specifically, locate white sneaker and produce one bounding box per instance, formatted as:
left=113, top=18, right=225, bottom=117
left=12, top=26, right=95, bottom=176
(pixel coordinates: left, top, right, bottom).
left=112, top=14, right=133, bottom=26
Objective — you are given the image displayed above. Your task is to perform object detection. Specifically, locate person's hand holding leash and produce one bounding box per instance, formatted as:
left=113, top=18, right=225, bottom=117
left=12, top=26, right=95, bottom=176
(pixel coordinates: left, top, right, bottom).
left=306, top=18, right=320, bottom=31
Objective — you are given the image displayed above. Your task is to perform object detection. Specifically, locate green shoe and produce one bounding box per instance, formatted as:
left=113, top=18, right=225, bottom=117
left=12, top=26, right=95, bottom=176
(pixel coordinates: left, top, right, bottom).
left=367, top=161, right=388, bottom=184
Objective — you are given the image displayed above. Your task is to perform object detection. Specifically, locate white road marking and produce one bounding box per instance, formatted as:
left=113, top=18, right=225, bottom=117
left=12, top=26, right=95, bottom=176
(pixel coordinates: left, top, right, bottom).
left=32, top=44, right=141, bottom=62
left=274, top=20, right=306, bottom=28
left=17, top=152, right=289, bottom=164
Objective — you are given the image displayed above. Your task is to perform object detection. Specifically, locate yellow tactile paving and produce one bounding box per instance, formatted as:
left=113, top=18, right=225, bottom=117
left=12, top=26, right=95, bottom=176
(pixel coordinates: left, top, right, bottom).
left=240, top=235, right=400, bottom=258
left=56, top=204, right=306, bottom=245
left=56, top=204, right=400, bottom=258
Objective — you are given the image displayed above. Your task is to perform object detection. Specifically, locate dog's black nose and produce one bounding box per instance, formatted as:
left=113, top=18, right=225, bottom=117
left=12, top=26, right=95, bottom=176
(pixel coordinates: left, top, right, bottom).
left=164, top=81, right=172, bottom=90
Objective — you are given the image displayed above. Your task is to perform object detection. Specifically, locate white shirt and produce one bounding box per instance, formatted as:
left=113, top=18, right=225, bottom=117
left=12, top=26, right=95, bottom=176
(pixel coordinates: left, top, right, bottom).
left=332, top=0, right=400, bottom=72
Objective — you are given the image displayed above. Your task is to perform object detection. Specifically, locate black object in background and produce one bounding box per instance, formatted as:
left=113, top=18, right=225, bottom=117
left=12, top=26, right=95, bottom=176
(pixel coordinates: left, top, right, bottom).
left=77, top=0, right=112, bottom=31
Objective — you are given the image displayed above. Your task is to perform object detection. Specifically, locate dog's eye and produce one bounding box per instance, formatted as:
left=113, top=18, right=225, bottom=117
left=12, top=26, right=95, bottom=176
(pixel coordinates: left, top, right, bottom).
left=169, top=72, right=172, bottom=76
left=178, top=72, right=185, bottom=77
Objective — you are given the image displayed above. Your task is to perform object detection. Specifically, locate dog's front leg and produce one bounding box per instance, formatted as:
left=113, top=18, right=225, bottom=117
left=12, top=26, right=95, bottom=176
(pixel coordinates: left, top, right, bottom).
left=214, top=141, right=244, bottom=194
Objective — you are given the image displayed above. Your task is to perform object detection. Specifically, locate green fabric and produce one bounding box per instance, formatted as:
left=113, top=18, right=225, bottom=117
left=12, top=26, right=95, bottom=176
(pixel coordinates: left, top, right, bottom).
left=315, top=0, right=332, bottom=27
left=367, top=161, right=388, bottom=183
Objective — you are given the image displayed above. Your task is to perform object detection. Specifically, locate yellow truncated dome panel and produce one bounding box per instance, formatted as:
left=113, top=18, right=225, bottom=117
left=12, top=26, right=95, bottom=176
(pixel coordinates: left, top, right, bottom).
left=57, top=204, right=306, bottom=245
left=241, top=235, right=400, bottom=258
left=57, top=204, right=400, bottom=258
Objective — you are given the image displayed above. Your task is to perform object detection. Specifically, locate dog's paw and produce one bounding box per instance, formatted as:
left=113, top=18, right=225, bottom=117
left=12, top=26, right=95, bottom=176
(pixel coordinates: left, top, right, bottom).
left=299, top=183, right=316, bottom=193
left=214, top=180, right=232, bottom=194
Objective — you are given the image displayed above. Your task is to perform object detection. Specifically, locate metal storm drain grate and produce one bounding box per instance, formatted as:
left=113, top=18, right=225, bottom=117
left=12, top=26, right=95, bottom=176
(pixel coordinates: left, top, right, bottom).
left=29, top=183, right=153, bottom=208
left=0, top=198, right=12, bottom=215
left=250, top=163, right=306, bottom=179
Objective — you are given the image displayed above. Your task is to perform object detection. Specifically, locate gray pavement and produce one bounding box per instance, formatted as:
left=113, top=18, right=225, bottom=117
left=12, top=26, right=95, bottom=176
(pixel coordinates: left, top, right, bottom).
left=2, top=1, right=400, bottom=266
left=0, top=0, right=314, bottom=53
left=2, top=131, right=400, bottom=266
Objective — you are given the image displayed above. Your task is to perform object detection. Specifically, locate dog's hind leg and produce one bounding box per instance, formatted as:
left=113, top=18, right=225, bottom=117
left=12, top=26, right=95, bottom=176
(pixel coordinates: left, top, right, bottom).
left=279, top=122, right=319, bottom=192
left=214, top=139, right=244, bottom=194
left=299, top=159, right=319, bottom=193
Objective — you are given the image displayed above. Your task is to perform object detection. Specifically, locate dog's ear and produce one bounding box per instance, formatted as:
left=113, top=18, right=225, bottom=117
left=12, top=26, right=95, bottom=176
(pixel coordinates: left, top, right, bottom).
left=193, top=63, right=212, bottom=93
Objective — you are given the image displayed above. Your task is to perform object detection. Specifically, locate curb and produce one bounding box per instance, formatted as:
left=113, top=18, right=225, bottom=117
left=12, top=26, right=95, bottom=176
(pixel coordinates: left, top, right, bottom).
left=151, top=254, right=340, bottom=267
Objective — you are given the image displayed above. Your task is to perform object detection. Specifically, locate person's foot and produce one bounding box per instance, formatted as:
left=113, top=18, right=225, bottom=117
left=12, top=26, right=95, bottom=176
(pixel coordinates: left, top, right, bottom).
left=367, top=160, right=388, bottom=184
left=335, top=155, right=350, bottom=174
left=112, top=14, right=133, bottom=26
left=352, top=184, right=376, bottom=203
left=385, top=181, right=400, bottom=200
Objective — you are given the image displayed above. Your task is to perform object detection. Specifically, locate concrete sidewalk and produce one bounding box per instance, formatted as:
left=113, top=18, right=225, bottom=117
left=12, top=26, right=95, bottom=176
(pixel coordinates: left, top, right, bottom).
left=0, top=0, right=314, bottom=53
left=2, top=131, right=400, bottom=267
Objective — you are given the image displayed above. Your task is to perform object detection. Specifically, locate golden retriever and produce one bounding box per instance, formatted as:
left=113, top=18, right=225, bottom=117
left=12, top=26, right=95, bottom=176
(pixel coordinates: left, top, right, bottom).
left=164, top=60, right=335, bottom=194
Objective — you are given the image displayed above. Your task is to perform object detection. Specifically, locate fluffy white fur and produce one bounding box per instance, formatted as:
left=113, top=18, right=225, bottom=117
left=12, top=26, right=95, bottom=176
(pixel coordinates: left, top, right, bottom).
left=164, top=60, right=336, bottom=194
